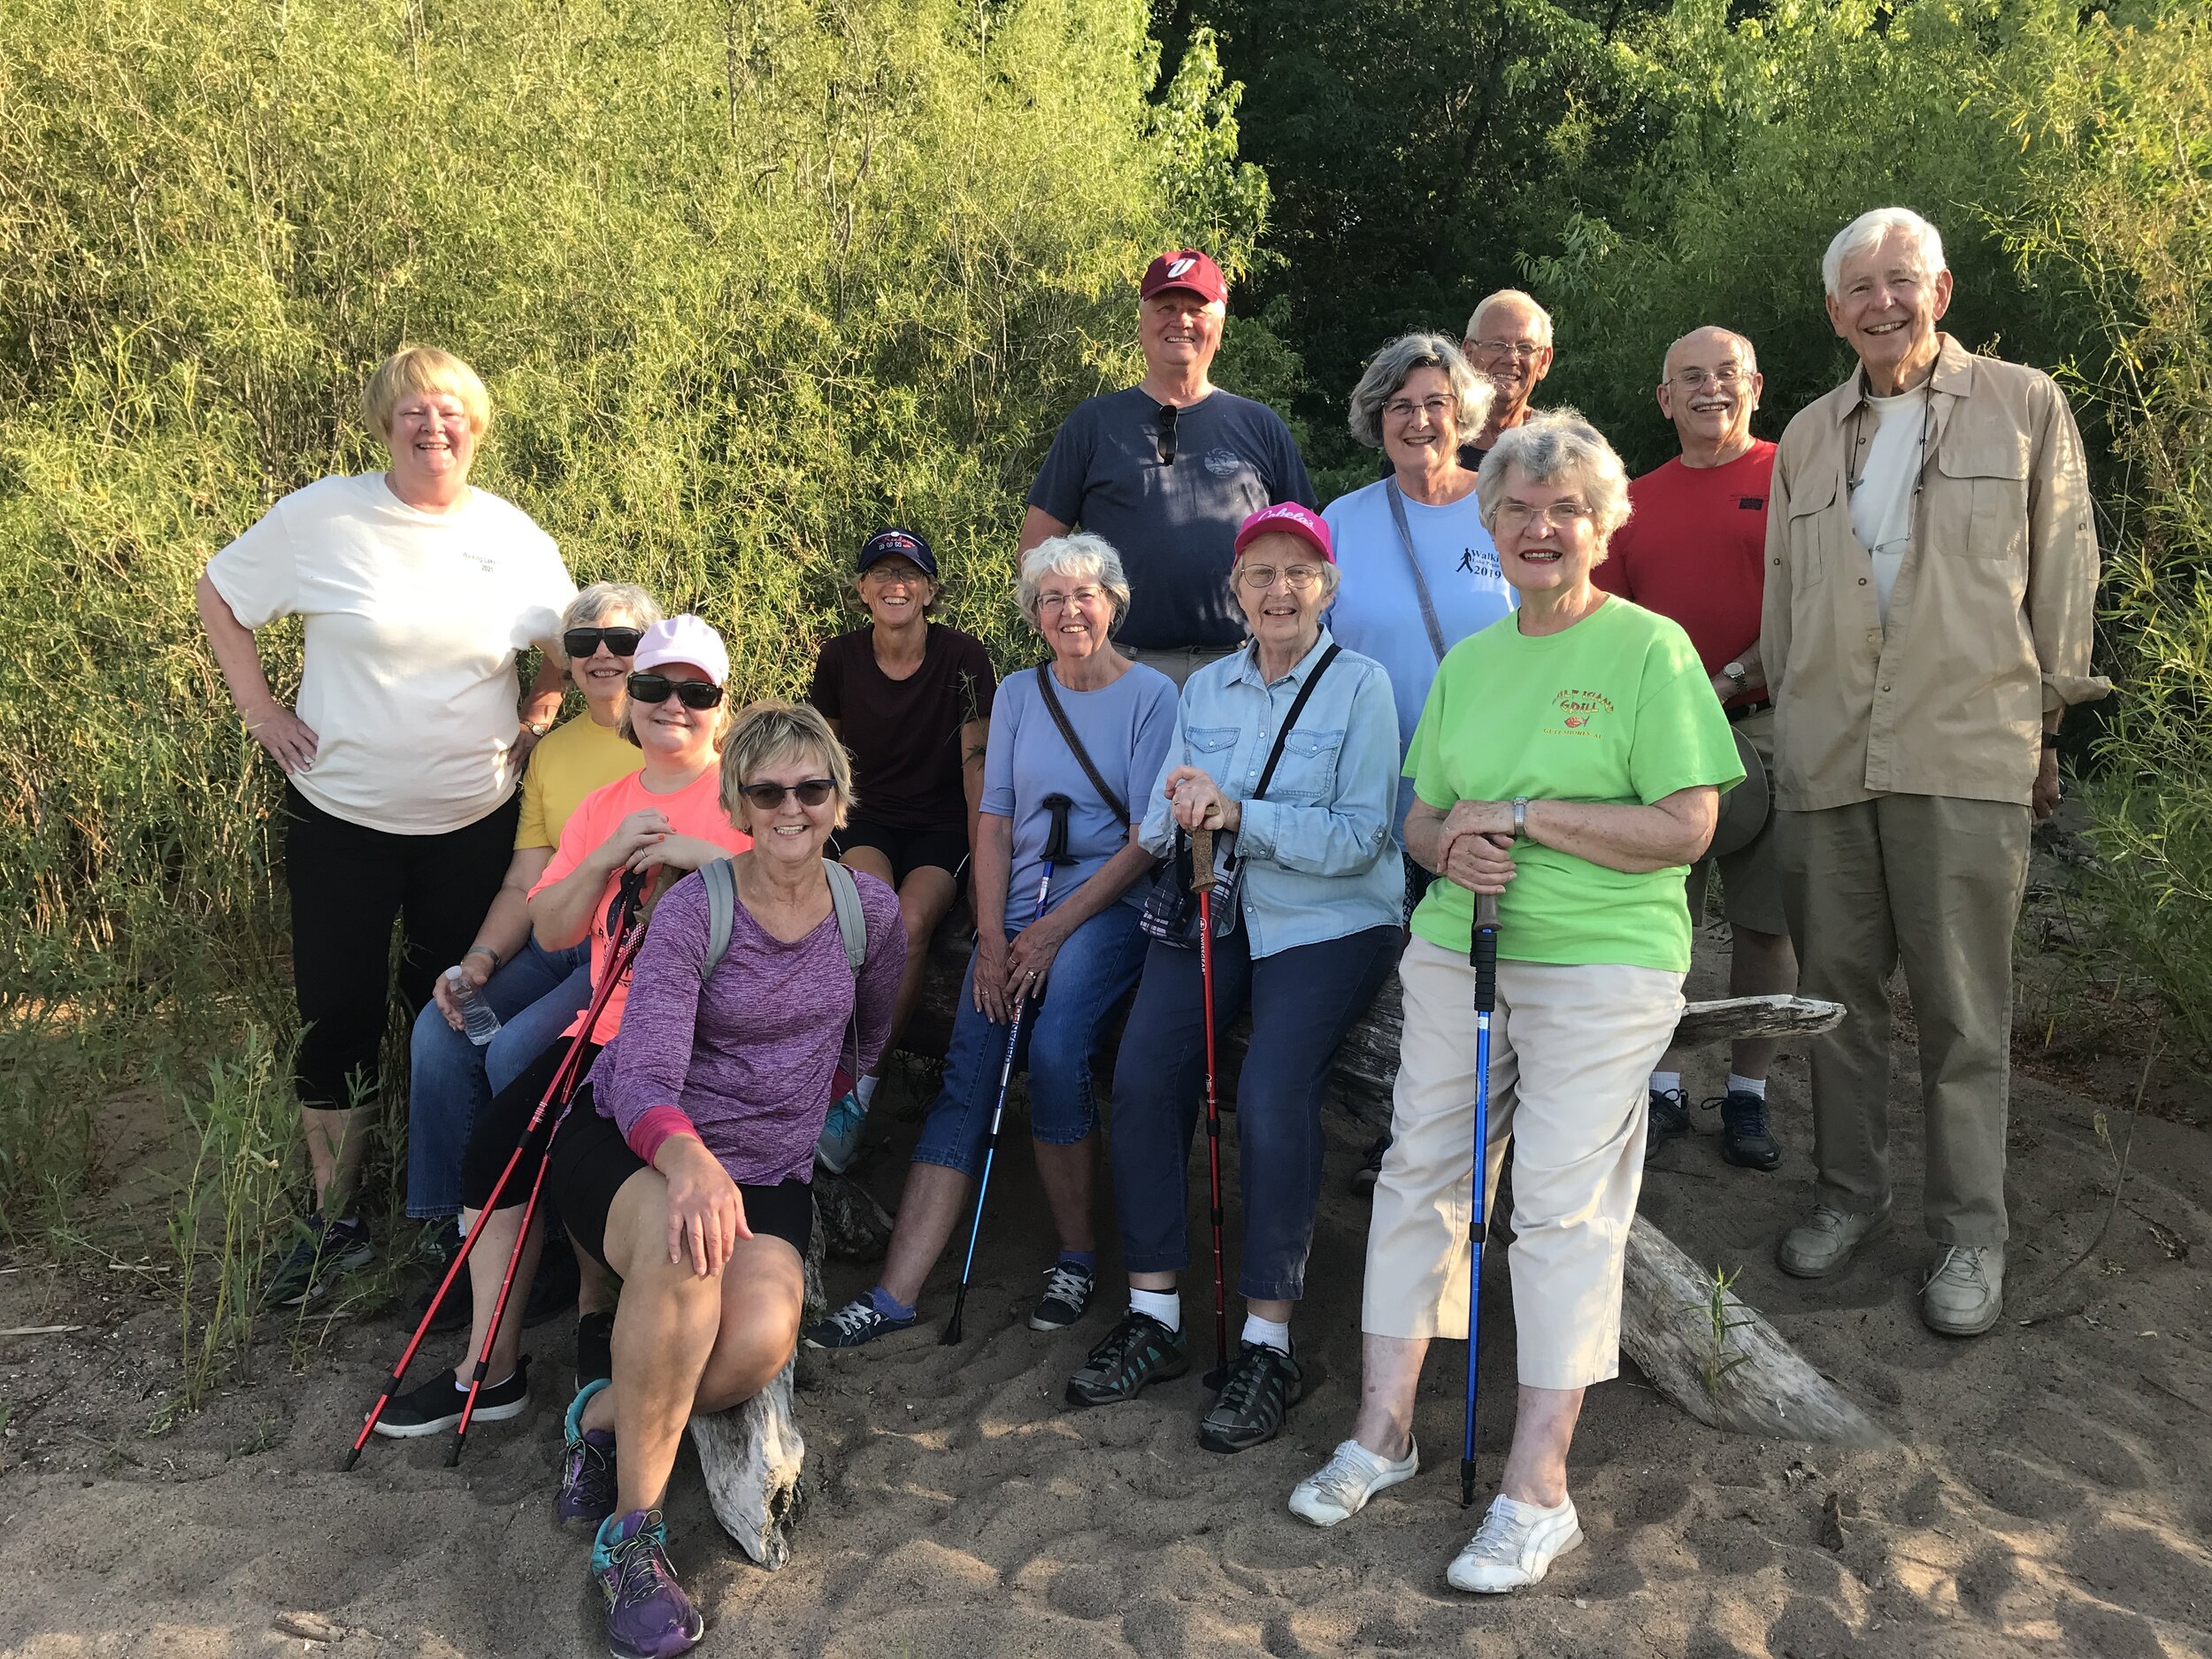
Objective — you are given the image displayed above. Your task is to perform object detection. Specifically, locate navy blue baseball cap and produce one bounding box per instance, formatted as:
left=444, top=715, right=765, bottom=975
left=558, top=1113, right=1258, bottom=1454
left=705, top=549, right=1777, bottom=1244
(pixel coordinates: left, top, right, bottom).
left=856, top=527, right=938, bottom=578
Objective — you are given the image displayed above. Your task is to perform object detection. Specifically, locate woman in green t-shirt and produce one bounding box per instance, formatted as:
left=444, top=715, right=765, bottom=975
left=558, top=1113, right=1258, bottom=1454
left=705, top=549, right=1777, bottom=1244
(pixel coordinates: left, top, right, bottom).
left=1287, top=411, right=1742, bottom=1594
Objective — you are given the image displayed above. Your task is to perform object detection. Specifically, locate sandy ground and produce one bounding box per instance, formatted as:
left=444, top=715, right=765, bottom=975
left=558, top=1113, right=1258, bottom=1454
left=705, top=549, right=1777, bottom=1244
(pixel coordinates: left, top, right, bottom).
left=3, top=925, right=2209, bottom=1659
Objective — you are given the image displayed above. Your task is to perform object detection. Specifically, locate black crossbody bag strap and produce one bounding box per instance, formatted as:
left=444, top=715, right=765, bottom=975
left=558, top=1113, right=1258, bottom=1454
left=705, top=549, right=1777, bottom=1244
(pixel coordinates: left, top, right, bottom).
left=1247, top=642, right=1342, bottom=803
left=1034, top=664, right=1130, bottom=824
left=1385, top=479, right=1450, bottom=664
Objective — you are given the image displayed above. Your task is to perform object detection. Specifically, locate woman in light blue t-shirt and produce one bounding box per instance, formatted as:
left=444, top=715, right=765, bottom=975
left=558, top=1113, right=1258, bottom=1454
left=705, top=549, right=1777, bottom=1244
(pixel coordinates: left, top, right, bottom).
left=1324, top=332, right=1517, bottom=850
left=805, top=533, right=1178, bottom=1351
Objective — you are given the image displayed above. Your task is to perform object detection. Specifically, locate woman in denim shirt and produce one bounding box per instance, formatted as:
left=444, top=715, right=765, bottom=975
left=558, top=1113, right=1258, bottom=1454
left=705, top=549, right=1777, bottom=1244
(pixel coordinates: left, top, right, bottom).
left=1065, top=503, right=1402, bottom=1453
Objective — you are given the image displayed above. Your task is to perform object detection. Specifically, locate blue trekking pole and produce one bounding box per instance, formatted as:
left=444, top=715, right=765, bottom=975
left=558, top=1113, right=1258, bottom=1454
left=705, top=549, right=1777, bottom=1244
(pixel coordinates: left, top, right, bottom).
left=942, top=793, right=1074, bottom=1345
left=1461, top=890, right=1501, bottom=1509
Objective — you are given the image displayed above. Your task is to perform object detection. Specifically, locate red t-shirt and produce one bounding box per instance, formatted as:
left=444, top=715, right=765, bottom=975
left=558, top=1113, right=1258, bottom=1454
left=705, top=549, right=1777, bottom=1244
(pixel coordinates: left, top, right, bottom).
left=529, top=765, right=753, bottom=1043
left=1594, top=441, right=1776, bottom=710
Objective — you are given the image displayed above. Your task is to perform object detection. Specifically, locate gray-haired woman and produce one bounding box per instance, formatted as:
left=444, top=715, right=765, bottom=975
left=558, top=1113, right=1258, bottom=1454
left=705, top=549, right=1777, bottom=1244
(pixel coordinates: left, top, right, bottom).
left=402, top=581, right=663, bottom=1321
left=1290, top=411, right=1741, bottom=1595
left=807, top=533, right=1179, bottom=1348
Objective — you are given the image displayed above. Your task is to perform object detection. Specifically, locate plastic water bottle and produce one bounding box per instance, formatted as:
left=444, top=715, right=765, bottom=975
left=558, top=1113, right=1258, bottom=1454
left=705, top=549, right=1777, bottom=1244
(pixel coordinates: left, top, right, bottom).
left=447, top=967, right=501, bottom=1047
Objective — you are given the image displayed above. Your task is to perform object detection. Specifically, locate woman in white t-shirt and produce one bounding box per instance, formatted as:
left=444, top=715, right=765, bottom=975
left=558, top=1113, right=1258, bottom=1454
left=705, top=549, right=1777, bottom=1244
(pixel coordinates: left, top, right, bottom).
left=196, top=345, right=576, bottom=1306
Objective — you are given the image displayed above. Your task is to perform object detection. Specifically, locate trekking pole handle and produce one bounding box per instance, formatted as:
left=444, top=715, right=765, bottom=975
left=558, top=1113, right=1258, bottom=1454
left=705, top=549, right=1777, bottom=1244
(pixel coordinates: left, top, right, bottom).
left=1471, top=892, right=1500, bottom=1011
left=1040, top=793, right=1074, bottom=867
left=1190, top=824, right=1217, bottom=895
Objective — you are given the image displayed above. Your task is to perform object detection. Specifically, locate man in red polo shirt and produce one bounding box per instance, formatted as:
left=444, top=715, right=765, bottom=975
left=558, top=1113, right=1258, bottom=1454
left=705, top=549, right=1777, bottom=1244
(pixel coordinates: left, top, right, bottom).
left=1596, top=324, right=1799, bottom=1172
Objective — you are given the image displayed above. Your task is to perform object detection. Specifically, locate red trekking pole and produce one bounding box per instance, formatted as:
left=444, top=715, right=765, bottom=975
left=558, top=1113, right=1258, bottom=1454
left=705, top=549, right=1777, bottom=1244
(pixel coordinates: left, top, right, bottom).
left=1191, top=824, right=1230, bottom=1387
left=342, top=869, right=654, bottom=1471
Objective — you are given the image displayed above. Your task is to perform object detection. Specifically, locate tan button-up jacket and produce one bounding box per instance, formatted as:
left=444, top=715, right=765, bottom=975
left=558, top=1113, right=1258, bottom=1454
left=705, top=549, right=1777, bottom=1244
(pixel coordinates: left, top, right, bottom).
left=1762, top=334, right=2111, bottom=810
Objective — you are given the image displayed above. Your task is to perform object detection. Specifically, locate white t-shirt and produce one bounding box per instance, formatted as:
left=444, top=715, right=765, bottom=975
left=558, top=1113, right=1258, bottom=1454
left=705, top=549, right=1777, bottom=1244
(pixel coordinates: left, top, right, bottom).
left=206, top=473, right=575, bottom=834
left=1848, top=390, right=1926, bottom=623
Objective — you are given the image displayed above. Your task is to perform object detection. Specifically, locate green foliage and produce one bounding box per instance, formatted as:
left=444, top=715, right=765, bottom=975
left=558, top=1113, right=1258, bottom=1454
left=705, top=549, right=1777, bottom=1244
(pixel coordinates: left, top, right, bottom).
left=0, top=0, right=1273, bottom=1220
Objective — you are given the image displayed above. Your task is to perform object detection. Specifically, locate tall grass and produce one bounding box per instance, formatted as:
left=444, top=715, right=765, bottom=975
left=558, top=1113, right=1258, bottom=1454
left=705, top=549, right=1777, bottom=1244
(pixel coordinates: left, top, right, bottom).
left=0, top=0, right=1275, bottom=1233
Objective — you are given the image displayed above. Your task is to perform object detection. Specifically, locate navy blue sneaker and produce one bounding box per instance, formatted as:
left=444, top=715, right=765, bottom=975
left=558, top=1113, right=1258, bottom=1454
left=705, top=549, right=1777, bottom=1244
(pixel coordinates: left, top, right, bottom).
left=803, top=1293, right=915, bottom=1350
left=1643, top=1089, right=1692, bottom=1165
left=1705, top=1090, right=1782, bottom=1171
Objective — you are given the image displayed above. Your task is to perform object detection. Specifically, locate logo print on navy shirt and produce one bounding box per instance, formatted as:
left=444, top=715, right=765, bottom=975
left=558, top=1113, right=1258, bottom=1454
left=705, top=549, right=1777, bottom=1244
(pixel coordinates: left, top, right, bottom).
left=1202, top=448, right=1243, bottom=479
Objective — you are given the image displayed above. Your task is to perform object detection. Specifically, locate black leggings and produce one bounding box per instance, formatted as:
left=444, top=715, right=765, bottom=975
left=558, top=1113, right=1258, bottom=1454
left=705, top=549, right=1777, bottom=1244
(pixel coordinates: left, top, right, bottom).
left=460, top=1035, right=601, bottom=1211
left=284, top=784, right=518, bottom=1112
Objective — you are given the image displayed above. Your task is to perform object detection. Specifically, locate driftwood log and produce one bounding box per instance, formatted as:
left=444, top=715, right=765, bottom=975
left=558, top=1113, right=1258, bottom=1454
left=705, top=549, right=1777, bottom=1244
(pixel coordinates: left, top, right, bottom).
left=693, top=927, right=1870, bottom=1571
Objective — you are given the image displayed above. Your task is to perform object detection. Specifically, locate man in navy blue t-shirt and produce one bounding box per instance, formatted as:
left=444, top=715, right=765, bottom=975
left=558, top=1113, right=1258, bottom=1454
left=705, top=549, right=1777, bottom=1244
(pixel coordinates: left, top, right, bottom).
left=1021, top=249, right=1316, bottom=687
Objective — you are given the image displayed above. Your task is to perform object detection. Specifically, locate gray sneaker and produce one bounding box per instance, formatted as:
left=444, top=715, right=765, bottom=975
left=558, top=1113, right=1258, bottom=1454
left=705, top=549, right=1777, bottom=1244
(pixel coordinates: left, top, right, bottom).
left=1776, top=1203, right=1891, bottom=1278
left=1921, top=1244, right=2004, bottom=1336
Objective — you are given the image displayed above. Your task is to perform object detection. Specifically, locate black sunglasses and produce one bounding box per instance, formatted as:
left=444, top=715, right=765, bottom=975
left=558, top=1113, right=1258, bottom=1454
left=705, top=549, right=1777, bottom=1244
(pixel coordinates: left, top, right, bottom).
left=564, top=626, right=645, bottom=658
left=626, top=672, right=725, bottom=710
left=1156, top=403, right=1179, bottom=465
left=737, top=779, right=836, bottom=810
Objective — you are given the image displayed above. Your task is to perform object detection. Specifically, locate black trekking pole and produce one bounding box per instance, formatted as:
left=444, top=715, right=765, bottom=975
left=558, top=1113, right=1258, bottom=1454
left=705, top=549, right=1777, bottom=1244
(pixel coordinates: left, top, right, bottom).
left=941, top=793, right=1075, bottom=1345
left=1461, top=890, right=1501, bottom=1509
left=1192, top=823, right=1231, bottom=1387
left=342, top=869, right=651, bottom=1471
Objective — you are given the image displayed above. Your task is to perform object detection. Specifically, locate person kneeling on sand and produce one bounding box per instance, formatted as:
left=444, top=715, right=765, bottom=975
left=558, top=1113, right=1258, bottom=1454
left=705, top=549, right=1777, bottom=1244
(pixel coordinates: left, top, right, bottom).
left=1288, top=414, right=1740, bottom=1593
left=547, top=700, right=902, bottom=1657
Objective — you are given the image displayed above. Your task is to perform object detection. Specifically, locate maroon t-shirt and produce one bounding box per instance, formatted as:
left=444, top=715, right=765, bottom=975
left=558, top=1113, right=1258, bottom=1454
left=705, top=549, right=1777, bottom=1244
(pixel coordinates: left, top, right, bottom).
left=1594, top=441, right=1776, bottom=711
left=809, top=624, right=996, bottom=831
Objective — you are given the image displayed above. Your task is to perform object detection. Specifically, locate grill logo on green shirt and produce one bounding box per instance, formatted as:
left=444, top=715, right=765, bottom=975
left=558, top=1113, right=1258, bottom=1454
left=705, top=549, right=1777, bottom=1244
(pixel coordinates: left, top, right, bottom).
left=1550, top=689, right=1615, bottom=734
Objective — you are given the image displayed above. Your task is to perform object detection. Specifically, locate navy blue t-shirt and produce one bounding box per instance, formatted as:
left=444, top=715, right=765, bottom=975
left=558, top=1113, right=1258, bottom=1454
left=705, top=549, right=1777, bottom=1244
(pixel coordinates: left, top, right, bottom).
left=1026, top=387, right=1316, bottom=650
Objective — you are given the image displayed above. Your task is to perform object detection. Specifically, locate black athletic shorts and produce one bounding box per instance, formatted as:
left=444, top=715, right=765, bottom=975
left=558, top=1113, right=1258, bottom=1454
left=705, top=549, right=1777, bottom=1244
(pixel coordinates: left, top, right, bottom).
left=833, top=817, right=970, bottom=892
left=545, top=1094, right=815, bottom=1270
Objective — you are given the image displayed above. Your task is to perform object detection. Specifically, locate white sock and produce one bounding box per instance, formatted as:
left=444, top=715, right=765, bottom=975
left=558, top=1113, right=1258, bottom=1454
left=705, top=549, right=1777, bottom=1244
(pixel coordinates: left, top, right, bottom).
left=1241, top=1312, right=1292, bottom=1356
left=1726, top=1072, right=1767, bottom=1099
left=1130, top=1288, right=1181, bottom=1332
left=1648, top=1071, right=1683, bottom=1099
left=855, top=1072, right=881, bottom=1109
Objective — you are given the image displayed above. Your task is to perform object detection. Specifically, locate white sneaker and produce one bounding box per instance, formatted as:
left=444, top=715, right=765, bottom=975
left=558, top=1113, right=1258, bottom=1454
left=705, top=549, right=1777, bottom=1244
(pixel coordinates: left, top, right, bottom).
left=1446, top=1494, right=1584, bottom=1594
left=1288, top=1436, right=1418, bottom=1527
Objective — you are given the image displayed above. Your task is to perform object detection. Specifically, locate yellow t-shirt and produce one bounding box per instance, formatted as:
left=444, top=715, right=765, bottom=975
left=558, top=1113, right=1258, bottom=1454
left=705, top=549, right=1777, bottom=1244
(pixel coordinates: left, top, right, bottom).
left=515, top=715, right=639, bottom=850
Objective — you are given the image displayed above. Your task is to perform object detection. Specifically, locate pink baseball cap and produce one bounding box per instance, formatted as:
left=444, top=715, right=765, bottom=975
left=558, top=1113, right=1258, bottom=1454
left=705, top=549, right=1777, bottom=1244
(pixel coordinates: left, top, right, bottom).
left=631, top=615, right=730, bottom=687
left=1234, top=502, right=1334, bottom=565
left=1141, top=248, right=1228, bottom=305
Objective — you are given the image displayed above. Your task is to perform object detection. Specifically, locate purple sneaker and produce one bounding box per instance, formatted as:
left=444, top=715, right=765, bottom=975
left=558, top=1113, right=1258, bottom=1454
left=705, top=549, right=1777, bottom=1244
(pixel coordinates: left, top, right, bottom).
left=591, top=1509, right=703, bottom=1659
left=557, top=1379, right=618, bottom=1526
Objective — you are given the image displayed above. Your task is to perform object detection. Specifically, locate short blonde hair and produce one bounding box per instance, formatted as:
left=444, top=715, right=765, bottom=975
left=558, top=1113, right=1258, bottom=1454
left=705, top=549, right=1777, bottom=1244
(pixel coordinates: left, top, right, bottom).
left=1017, top=534, right=1131, bottom=633
left=718, top=698, right=856, bottom=832
left=361, top=345, right=491, bottom=440
left=1477, top=409, right=1633, bottom=544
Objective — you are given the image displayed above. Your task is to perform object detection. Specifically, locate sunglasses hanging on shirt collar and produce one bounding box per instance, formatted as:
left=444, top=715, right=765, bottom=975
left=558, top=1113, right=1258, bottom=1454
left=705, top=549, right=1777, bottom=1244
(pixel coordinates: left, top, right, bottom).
left=1156, top=402, right=1179, bottom=465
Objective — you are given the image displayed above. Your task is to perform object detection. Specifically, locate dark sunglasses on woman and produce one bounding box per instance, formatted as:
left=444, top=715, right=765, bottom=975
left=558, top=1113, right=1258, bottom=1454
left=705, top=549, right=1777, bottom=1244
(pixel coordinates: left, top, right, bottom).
left=563, top=626, right=646, bottom=658
left=626, top=672, right=725, bottom=710
left=737, top=779, right=836, bottom=810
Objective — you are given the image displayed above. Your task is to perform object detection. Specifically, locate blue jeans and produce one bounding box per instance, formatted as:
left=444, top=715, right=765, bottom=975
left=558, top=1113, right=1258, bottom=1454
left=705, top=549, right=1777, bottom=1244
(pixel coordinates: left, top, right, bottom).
left=910, top=905, right=1148, bottom=1176
left=1110, top=922, right=1399, bottom=1302
left=405, top=935, right=592, bottom=1219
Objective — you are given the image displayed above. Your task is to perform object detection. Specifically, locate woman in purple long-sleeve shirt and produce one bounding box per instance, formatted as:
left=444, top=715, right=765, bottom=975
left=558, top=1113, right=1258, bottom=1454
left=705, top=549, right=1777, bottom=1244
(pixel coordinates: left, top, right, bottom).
left=544, top=699, right=902, bottom=1657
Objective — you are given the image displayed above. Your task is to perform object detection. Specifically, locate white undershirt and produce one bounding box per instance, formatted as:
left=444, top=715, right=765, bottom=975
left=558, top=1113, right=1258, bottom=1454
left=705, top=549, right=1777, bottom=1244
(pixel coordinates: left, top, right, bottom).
left=1848, top=390, right=1925, bottom=623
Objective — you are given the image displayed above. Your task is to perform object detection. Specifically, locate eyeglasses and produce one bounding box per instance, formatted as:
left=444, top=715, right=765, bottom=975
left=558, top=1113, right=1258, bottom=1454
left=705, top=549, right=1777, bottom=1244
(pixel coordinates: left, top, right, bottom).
left=1382, top=396, right=1455, bottom=423
left=1156, top=403, right=1179, bottom=465
left=564, top=626, right=644, bottom=659
left=1235, top=562, right=1327, bottom=592
left=860, top=563, right=931, bottom=585
left=1494, top=500, right=1592, bottom=531
left=1669, top=365, right=1749, bottom=391
left=1472, top=340, right=1545, bottom=361
left=736, top=779, right=836, bottom=810
left=626, top=673, right=725, bottom=710
left=1037, top=586, right=1108, bottom=612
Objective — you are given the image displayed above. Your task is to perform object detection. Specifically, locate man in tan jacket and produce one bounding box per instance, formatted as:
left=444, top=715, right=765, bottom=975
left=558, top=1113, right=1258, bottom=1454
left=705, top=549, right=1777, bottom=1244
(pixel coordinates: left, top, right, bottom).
left=1762, top=206, right=2109, bottom=1336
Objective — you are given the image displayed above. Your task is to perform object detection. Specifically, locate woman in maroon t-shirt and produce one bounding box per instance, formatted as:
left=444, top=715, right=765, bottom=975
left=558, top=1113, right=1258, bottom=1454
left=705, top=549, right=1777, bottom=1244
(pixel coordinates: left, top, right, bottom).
left=808, top=527, right=996, bottom=1169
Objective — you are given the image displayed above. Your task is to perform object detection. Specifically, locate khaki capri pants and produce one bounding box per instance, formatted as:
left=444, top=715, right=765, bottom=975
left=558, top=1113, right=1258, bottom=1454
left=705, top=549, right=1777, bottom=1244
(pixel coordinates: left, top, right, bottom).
left=1363, top=935, right=1683, bottom=1390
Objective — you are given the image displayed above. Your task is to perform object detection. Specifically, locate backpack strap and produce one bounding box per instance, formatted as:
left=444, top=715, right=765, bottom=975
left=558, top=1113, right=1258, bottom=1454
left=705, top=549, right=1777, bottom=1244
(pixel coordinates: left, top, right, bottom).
left=699, top=857, right=739, bottom=981
left=823, top=857, right=868, bottom=976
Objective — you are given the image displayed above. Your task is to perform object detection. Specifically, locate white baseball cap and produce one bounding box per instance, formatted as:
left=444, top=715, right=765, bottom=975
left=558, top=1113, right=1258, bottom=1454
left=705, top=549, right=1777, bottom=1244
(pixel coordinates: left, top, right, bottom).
left=630, top=615, right=729, bottom=687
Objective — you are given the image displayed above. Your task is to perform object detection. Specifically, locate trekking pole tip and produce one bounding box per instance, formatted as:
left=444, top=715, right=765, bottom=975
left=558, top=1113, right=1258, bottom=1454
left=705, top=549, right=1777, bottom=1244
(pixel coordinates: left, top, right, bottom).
left=340, top=1446, right=362, bottom=1474
left=1460, top=1459, right=1477, bottom=1509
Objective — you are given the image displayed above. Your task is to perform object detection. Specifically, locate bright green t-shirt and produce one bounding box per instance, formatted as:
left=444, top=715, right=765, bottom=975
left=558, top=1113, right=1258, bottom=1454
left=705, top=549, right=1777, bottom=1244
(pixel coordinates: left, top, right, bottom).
left=1407, top=596, right=1744, bottom=972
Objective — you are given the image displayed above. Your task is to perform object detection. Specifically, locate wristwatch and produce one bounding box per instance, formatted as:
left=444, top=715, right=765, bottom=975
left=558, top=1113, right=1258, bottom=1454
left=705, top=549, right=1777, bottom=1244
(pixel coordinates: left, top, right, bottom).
left=1512, top=796, right=1530, bottom=841
left=1722, top=662, right=1748, bottom=690
left=525, top=718, right=551, bottom=737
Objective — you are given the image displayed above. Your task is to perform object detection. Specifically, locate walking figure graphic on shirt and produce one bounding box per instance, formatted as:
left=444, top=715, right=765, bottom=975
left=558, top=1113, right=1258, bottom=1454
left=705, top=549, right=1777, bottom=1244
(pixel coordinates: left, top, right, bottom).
left=1457, top=550, right=1476, bottom=572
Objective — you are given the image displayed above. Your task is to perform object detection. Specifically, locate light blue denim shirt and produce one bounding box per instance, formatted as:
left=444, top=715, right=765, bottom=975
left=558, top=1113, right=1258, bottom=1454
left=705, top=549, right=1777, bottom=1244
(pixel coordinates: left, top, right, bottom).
left=1140, top=627, right=1403, bottom=959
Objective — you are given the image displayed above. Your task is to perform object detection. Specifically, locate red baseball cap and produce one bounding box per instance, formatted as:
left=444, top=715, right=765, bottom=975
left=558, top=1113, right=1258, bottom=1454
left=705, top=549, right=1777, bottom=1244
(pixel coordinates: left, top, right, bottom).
left=1141, top=249, right=1228, bottom=306
left=1234, top=502, right=1334, bottom=564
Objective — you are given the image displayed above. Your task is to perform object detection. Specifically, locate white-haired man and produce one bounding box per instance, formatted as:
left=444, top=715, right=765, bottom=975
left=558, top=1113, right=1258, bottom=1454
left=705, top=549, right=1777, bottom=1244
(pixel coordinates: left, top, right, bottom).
left=1595, top=326, right=1796, bottom=1172
left=1459, top=288, right=1555, bottom=463
left=1763, top=207, right=2109, bottom=1335
left=1023, top=249, right=1315, bottom=687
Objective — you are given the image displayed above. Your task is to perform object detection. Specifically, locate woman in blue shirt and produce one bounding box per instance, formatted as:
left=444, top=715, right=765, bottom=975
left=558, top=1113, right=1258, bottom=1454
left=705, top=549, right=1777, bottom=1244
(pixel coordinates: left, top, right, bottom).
left=1066, top=503, right=1402, bottom=1453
